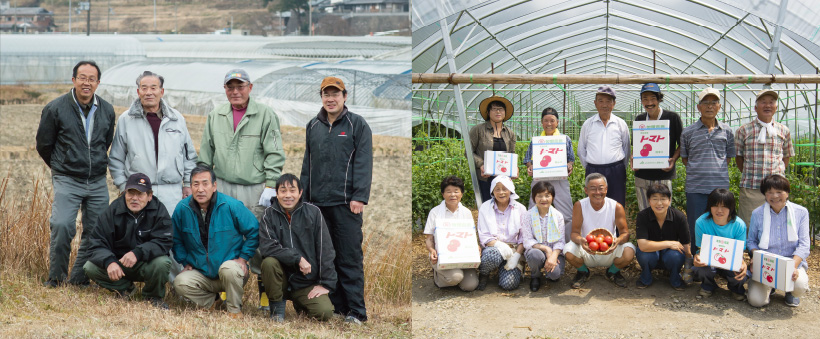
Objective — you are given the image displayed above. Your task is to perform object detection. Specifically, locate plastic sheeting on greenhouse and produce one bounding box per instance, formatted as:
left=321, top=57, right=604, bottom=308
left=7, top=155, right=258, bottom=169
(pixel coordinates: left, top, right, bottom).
left=412, top=0, right=820, bottom=139
left=0, top=35, right=146, bottom=84
left=96, top=60, right=410, bottom=137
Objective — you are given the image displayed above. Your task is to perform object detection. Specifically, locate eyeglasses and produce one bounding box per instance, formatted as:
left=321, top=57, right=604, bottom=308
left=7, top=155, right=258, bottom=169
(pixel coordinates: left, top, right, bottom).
left=489, top=107, right=505, bottom=112
left=225, top=84, right=249, bottom=92
left=700, top=100, right=720, bottom=106
left=75, top=76, right=98, bottom=83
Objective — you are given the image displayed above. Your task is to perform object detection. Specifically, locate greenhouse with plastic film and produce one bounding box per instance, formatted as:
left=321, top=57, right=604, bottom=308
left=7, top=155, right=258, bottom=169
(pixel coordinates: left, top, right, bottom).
left=0, top=34, right=411, bottom=137
left=411, top=0, right=820, bottom=238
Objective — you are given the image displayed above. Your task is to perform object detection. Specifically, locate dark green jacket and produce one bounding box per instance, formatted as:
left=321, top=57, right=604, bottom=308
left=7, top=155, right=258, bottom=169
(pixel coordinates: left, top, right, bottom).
left=300, top=107, right=372, bottom=206
left=35, top=90, right=115, bottom=181
left=86, top=195, right=173, bottom=270
left=259, top=200, right=337, bottom=292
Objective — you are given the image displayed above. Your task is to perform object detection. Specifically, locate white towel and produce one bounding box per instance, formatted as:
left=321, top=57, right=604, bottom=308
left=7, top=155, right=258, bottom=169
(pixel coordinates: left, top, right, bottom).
left=757, top=119, right=777, bottom=144
left=478, top=199, right=522, bottom=247
left=759, top=201, right=798, bottom=249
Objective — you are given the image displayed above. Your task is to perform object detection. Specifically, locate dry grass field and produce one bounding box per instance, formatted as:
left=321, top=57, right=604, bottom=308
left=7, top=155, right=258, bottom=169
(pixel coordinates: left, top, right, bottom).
left=0, top=86, right=412, bottom=337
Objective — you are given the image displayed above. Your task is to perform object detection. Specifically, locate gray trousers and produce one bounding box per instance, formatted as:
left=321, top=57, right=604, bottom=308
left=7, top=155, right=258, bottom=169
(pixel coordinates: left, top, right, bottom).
left=525, top=248, right=566, bottom=280
left=48, top=175, right=109, bottom=284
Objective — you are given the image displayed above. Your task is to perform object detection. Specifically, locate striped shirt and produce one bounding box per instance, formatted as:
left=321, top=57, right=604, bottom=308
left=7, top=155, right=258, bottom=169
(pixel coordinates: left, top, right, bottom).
left=735, top=120, right=795, bottom=189
left=747, top=203, right=810, bottom=271
left=680, top=120, right=736, bottom=194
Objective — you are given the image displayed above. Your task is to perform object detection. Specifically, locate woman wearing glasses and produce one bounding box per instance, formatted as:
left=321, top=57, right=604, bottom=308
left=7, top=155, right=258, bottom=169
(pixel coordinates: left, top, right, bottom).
left=468, top=96, right=517, bottom=203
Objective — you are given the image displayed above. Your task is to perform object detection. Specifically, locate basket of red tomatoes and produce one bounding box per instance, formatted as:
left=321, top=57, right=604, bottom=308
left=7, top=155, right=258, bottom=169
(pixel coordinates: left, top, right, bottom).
left=584, top=228, right=615, bottom=255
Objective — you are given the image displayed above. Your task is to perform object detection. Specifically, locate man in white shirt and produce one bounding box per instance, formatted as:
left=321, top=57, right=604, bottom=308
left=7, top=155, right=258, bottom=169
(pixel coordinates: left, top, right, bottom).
left=577, top=86, right=630, bottom=206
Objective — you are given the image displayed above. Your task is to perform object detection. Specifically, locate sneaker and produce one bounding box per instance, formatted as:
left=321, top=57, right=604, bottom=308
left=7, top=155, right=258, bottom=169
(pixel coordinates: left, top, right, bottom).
left=529, top=277, right=541, bottom=292
left=476, top=274, right=489, bottom=291
left=784, top=292, right=800, bottom=307
left=269, top=300, right=286, bottom=323
left=732, top=292, right=747, bottom=301
left=636, top=280, right=648, bottom=289
left=147, top=298, right=170, bottom=310
left=344, top=315, right=363, bottom=325
left=672, top=285, right=686, bottom=291
left=606, top=271, right=627, bottom=288
left=698, top=288, right=713, bottom=298
left=113, top=286, right=135, bottom=299
left=571, top=270, right=590, bottom=289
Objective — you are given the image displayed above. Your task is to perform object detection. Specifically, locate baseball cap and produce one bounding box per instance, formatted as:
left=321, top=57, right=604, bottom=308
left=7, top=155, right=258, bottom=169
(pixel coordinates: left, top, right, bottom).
left=596, top=86, right=616, bottom=100
left=125, top=173, right=152, bottom=193
left=640, top=83, right=661, bottom=94
left=224, top=69, right=250, bottom=84
left=320, top=76, right=346, bottom=92
left=697, top=87, right=721, bottom=102
left=755, top=89, right=778, bottom=102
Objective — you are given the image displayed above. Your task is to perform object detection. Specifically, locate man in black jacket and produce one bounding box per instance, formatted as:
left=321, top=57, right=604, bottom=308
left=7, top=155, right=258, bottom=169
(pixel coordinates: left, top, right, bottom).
left=259, top=174, right=336, bottom=322
left=83, top=173, right=173, bottom=309
left=36, top=60, right=116, bottom=287
left=300, top=77, right=372, bottom=324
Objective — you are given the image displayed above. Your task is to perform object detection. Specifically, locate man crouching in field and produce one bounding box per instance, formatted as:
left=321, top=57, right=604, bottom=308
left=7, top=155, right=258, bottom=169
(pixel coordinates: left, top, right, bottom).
left=83, top=173, right=173, bottom=309
left=259, top=174, right=336, bottom=322
left=171, top=164, right=259, bottom=318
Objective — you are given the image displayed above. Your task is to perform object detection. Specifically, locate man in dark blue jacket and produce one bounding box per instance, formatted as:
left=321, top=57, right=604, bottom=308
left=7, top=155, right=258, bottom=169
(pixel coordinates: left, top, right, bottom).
left=36, top=60, right=116, bottom=287
left=300, top=76, right=372, bottom=324
left=83, top=173, right=173, bottom=309
left=259, top=174, right=336, bottom=322
left=171, top=164, right=259, bottom=318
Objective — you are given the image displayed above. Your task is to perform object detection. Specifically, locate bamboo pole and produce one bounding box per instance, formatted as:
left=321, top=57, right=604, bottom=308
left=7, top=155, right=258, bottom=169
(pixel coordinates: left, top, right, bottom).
left=412, top=73, right=820, bottom=85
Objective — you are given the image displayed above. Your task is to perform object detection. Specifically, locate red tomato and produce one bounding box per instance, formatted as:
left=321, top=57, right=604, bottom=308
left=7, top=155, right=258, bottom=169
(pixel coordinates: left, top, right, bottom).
left=588, top=241, right=599, bottom=251
left=599, top=241, right=609, bottom=252
left=604, top=235, right=613, bottom=246
left=596, top=235, right=604, bottom=244
left=585, top=234, right=596, bottom=243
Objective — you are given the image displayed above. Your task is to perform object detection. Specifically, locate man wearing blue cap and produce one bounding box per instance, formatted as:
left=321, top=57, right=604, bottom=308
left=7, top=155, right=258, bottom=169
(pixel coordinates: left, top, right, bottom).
left=577, top=86, right=630, bottom=206
left=632, top=83, right=683, bottom=210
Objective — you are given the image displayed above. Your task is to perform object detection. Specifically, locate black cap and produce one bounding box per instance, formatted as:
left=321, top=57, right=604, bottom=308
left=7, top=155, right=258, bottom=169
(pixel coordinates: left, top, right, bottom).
left=125, top=173, right=152, bottom=192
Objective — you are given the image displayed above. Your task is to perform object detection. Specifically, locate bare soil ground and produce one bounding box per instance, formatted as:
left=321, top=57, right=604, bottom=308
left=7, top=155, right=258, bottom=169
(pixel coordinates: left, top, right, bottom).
left=0, top=101, right=411, bottom=338
left=412, top=232, right=820, bottom=339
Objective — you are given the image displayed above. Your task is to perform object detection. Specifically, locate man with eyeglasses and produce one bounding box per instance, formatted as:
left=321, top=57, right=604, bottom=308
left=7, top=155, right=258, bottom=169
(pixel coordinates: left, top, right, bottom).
left=199, top=68, right=285, bottom=309
left=734, top=89, right=794, bottom=227
left=36, top=60, right=116, bottom=288
left=564, top=173, right=635, bottom=289
left=680, top=88, right=736, bottom=249
left=301, top=76, right=372, bottom=324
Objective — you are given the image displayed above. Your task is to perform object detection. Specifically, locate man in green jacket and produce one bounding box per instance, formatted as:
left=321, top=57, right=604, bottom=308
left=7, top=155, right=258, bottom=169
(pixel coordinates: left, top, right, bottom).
left=199, top=69, right=285, bottom=308
left=199, top=68, right=285, bottom=217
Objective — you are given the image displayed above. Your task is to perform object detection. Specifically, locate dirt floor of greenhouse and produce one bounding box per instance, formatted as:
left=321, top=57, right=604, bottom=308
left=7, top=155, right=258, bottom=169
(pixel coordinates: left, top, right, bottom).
left=412, top=232, right=820, bottom=339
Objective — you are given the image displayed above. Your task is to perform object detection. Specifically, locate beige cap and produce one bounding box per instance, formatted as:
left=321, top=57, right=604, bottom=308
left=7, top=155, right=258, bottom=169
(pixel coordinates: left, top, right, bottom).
left=755, top=89, right=778, bottom=102
left=697, top=87, right=721, bottom=102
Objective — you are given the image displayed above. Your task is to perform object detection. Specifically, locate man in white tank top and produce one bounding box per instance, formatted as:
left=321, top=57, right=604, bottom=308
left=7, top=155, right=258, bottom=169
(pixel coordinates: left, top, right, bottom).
left=565, top=173, right=636, bottom=288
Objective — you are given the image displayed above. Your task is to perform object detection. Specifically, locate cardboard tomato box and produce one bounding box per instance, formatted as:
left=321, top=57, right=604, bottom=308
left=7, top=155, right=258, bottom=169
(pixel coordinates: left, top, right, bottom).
left=434, top=219, right=481, bottom=270
left=632, top=120, right=670, bottom=169
left=483, top=151, right=519, bottom=177
left=531, top=136, right=568, bottom=179
left=751, top=250, right=795, bottom=292
left=701, top=234, right=744, bottom=272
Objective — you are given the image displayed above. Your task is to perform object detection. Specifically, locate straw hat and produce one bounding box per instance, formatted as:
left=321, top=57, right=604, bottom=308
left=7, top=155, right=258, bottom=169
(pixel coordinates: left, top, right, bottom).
left=479, top=95, right=514, bottom=121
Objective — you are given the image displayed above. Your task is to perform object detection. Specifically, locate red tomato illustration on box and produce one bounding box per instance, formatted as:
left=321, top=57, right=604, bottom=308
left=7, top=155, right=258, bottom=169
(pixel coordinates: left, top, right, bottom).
left=540, top=155, right=552, bottom=167
left=764, top=271, right=774, bottom=283
left=640, top=144, right=652, bottom=157
left=714, top=252, right=727, bottom=264
left=447, top=239, right=460, bottom=252
left=499, top=166, right=507, bottom=173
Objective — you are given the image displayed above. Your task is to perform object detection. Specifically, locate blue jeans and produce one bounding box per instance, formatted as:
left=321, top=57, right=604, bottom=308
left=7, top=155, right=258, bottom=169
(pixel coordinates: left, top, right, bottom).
left=636, top=248, right=685, bottom=288
left=685, top=193, right=709, bottom=250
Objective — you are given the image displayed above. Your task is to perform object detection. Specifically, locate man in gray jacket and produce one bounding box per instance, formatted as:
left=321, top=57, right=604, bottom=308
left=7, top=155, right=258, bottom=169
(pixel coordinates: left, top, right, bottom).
left=109, top=71, right=198, bottom=213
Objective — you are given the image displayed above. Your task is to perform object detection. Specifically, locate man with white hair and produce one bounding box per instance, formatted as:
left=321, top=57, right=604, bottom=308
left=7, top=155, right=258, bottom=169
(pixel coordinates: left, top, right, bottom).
left=735, top=89, right=794, bottom=226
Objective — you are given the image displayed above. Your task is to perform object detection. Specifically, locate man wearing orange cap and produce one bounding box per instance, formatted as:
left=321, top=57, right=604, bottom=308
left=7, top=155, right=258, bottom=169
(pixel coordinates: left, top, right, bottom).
left=301, top=76, right=372, bottom=324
